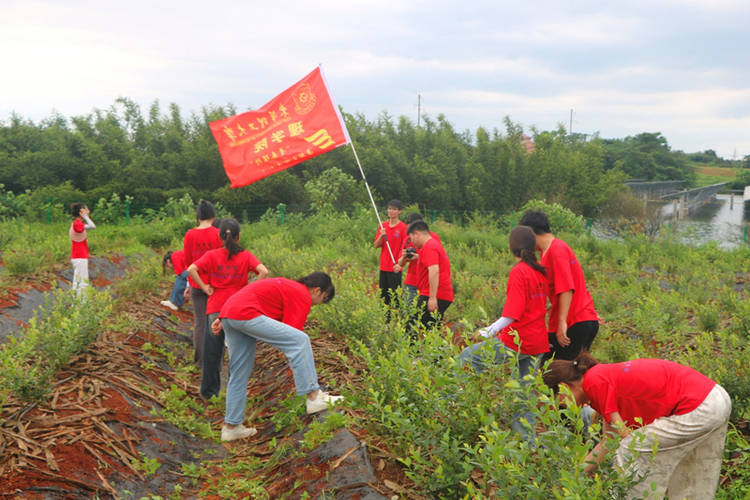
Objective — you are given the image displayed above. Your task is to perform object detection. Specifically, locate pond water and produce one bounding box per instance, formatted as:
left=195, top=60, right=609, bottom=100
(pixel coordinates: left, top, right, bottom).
left=672, top=194, right=749, bottom=248
left=594, top=194, right=750, bottom=249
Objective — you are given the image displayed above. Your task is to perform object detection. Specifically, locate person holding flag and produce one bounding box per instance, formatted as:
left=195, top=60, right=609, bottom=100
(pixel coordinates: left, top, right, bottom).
left=374, top=199, right=406, bottom=316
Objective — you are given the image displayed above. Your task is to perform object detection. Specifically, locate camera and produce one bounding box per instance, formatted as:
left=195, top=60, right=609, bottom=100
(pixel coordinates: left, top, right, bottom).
left=404, top=247, right=417, bottom=260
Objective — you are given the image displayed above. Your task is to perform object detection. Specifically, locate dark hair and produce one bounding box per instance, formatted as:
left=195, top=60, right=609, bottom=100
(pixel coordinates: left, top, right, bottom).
left=219, top=219, right=244, bottom=260
left=509, top=226, right=546, bottom=276
left=407, top=220, right=429, bottom=235
left=297, top=271, right=335, bottom=303
left=71, top=203, right=87, bottom=217
left=211, top=217, right=224, bottom=229
left=518, top=210, right=551, bottom=235
left=405, top=212, right=423, bottom=225
left=387, top=200, right=404, bottom=211
left=196, top=200, right=216, bottom=222
left=162, top=251, right=174, bottom=276
left=543, top=350, right=599, bottom=389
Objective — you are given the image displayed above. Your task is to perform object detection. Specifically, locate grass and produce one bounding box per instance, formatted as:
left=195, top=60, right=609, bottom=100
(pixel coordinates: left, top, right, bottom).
left=693, top=165, right=739, bottom=189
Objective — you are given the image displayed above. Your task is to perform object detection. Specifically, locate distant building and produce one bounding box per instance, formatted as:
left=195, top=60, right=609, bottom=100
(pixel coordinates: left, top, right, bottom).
left=521, top=133, right=536, bottom=154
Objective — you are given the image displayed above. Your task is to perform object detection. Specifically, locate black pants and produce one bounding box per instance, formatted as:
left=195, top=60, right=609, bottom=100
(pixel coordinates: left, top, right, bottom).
left=201, top=312, right=227, bottom=400
left=407, top=295, right=452, bottom=336
left=380, top=270, right=402, bottom=321
left=541, top=320, right=599, bottom=365
left=379, top=270, right=402, bottom=305
left=190, top=287, right=209, bottom=365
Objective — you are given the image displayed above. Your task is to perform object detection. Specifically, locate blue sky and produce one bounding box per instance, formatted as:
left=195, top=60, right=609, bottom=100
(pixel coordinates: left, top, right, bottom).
left=1, top=0, right=748, bottom=158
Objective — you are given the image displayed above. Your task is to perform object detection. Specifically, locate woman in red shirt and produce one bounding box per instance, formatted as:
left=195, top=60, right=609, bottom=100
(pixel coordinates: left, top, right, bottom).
left=188, top=219, right=268, bottom=402
left=544, top=352, right=731, bottom=499
left=182, top=200, right=222, bottom=365
left=213, top=272, right=343, bottom=441
left=69, top=203, right=96, bottom=294
left=458, top=225, right=548, bottom=438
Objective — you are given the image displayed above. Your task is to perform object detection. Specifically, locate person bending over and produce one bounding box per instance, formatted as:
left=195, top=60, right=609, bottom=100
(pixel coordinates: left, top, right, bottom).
left=213, top=272, right=343, bottom=442
left=544, top=351, right=730, bottom=500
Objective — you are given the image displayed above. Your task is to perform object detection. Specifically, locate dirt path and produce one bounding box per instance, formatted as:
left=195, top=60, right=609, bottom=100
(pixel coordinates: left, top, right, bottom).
left=0, top=256, right=132, bottom=341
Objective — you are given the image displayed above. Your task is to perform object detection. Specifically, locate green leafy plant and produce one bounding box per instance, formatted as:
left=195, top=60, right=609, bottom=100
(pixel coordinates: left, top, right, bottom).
left=131, top=453, right=162, bottom=477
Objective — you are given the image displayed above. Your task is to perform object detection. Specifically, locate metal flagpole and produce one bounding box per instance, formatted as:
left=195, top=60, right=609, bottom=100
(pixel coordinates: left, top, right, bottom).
left=349, top=142, right=396, bottom=264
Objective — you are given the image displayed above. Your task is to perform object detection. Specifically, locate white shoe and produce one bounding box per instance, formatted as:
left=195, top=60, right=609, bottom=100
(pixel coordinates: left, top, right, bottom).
left=221, top=424, right=257, bottom=442
left=160, top=300, right=178, bottom=311
left=306, top=391, right=344, bottom=414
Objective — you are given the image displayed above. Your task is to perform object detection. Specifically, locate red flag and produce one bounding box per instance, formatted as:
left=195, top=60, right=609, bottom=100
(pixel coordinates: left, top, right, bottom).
left=210, top=67, right=350, bottom=188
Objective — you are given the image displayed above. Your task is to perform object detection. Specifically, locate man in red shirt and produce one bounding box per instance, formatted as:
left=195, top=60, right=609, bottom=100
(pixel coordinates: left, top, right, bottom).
left=519, top=210, right=598, bottom=363
left=406, top=220, right=453, bottom=332
left=374, top=200, right=407, bottom=318
left=394, top=212, right=442, bottom=307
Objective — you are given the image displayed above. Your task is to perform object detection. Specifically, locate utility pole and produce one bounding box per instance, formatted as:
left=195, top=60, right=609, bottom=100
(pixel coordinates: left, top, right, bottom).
left=569, top=109, right=573, bottom=136
left=417, top=94, right=422, bottom=129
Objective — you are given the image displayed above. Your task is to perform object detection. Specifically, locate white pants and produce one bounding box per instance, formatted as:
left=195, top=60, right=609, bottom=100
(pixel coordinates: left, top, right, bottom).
left=71, top=258, right=89, bottom=294
left=616, top=385, right=731, bottom=500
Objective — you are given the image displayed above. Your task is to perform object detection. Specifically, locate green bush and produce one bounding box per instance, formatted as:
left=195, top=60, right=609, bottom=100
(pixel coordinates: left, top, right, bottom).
left=517, top=199, right=585, bottom=235
left=0, top=286, right=112, bottom=402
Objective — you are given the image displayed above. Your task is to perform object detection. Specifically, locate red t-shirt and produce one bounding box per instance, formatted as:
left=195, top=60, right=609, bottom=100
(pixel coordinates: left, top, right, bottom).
left=403, top=231, right=441, bottom=287
left=193, top=249, right=262, bottom=315
left=70, top=220, right=89, bottom=259
left=499, top=262, right=549, bottom=355
left=582, top=359, right=716, bottom=428
left=540, top=238, right=598, bottom=333
left=220, top=277, right=312, bottom=331
left=171, top=250, right=186, bottom=275
left=416, top=237, right=453, bottom=302
left=183, top=227, right=222, bottom=288
left=374, top=221, right=407, bottom=272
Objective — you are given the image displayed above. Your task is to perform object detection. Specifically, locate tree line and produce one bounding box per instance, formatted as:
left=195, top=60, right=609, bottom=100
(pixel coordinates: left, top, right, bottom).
left=0, top=97, right=706, bottom=217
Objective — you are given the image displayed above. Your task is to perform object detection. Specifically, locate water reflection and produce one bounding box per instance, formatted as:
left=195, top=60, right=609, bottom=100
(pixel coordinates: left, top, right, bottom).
left=594, top=195, right=749, bottom=248
left=676, top=194, right=749, bottom=248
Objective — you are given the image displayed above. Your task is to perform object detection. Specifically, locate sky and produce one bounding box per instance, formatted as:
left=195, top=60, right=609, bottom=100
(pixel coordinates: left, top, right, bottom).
left=1, top=0, right=748, bottom=158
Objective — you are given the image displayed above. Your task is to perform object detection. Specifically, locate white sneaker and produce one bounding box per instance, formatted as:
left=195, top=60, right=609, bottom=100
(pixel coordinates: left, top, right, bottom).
left=306, top=391, right=344, bottom=414
left=160, top=300, right=178, bottom=311
left=221, top=424, right=257, bottom=442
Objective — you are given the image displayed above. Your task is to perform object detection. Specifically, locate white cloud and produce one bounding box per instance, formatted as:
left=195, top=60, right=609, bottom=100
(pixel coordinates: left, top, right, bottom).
left=0, top=0, right=748, bottom=157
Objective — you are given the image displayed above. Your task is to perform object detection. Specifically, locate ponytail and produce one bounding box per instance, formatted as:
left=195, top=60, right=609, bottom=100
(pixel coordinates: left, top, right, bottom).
left=196, top=199, right=216, bottom=222
left=219, top=219, right=243, bottom=260
left=297, top=271, right=335, bottom=303
left=543, top=350, right=599, bottom=389
left=508, top=225, right=546, bottom=276
left=162, top=251, right=174, bottom=276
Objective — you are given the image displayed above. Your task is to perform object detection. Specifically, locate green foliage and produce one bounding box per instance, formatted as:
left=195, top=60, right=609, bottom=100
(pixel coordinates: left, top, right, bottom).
left=154, top=385, right=213, bottom=439
left=518, top=199, right=586, bottom=235
left=270, top=393, right=307, bottom=434
left=131, top=453, right=162, bottom=477
left=0, top=102, right=697, bottom=218
left=0, top=287, right=112, bottom=402
left=601, top=132, right=695, bottom=183
left=304, top=167, right=369, bottom=206
left=301, top=411, right=347, bottom=450
left=114, top=254, right=162, bottom=302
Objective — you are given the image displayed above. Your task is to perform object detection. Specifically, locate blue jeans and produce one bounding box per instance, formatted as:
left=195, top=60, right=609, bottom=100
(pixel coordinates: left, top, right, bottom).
left=201, top=312, right=226, bottom=399
left=223, top=316, right=320, bottom=426
left=403, top=284, right=419, bottom=306
left=169, top=271, right=188, bottom=307
left=458, top=338, right=540, bottom=439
